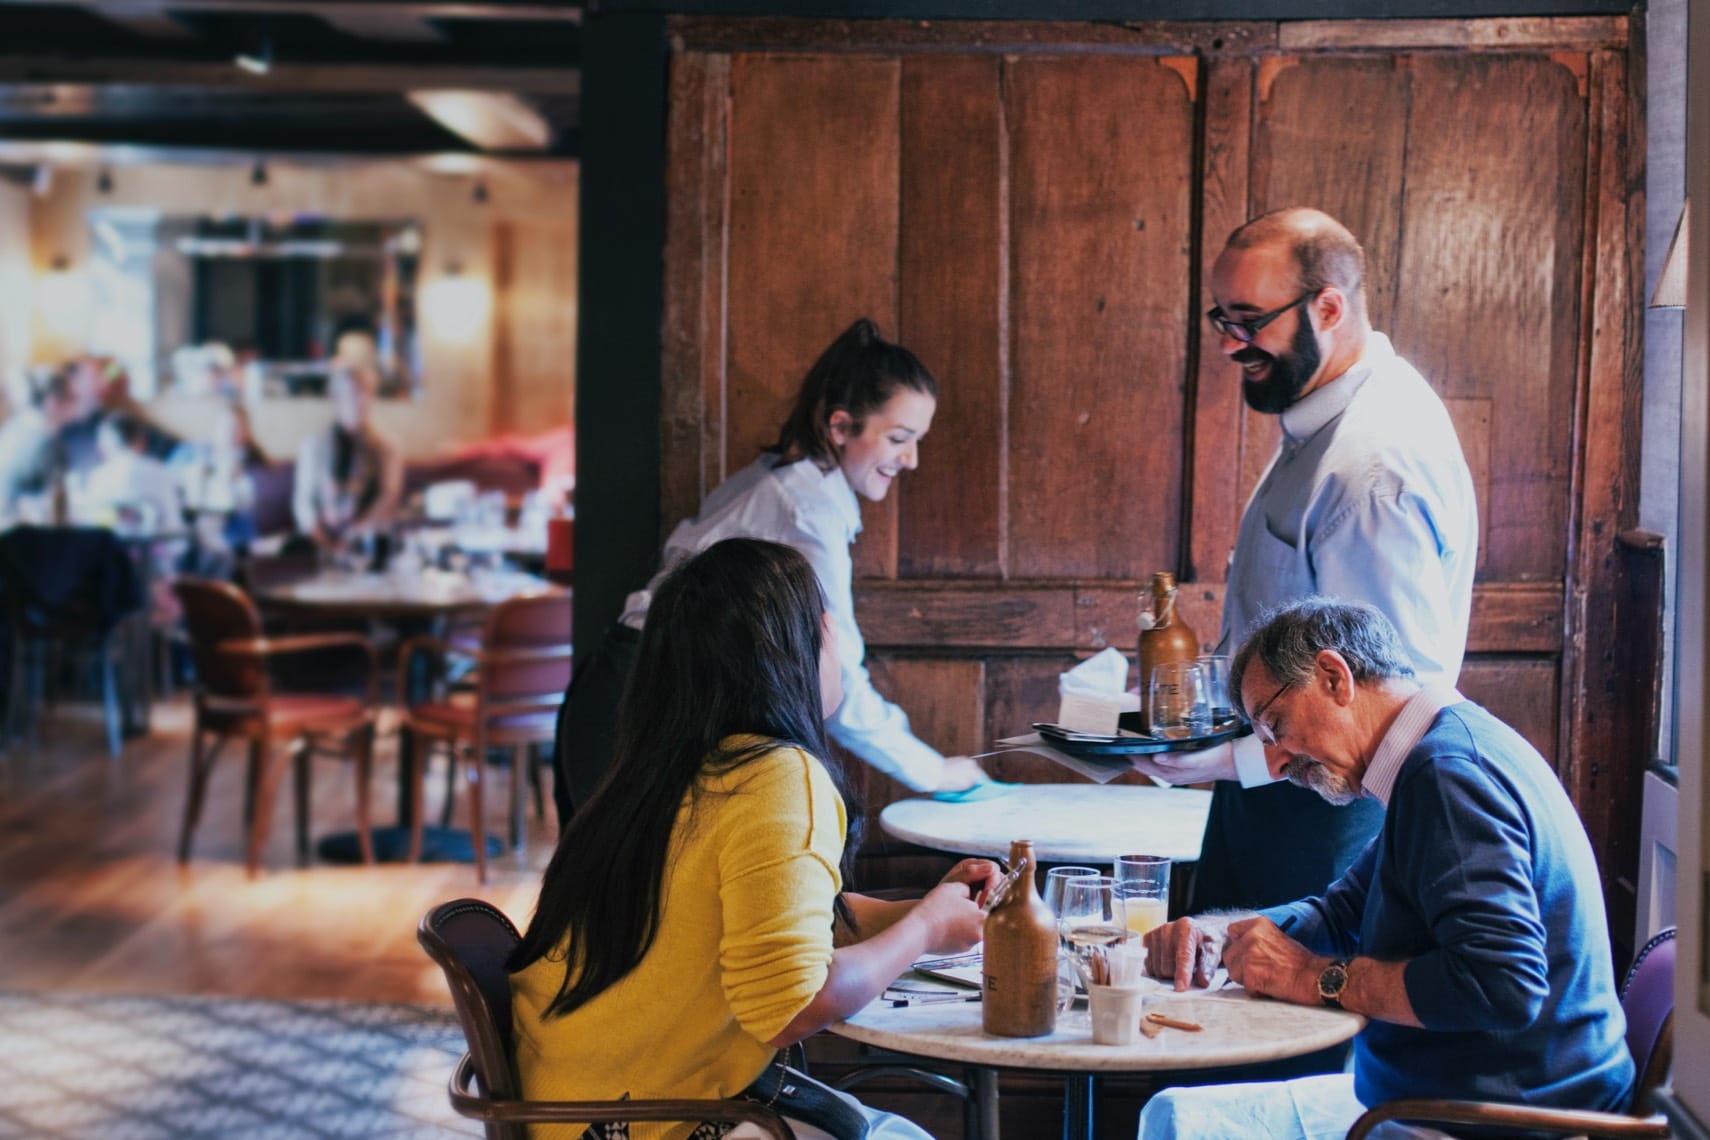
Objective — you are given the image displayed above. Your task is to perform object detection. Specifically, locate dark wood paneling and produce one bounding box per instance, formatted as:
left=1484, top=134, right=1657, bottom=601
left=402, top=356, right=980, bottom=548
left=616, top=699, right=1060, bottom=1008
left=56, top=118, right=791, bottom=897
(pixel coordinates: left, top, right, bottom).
left=726, top=54, right=902, bottom=577
left=1459, top=655, right=1561, bottom=762
left=1005, top=54, right=1194, bottom=579
left=897, top=55, right=1006, bottom=579
left=857, top=581, right=1565, bottom=653
left=1391, top=53, right=1587, bottom=584
left=661, top=50, right=730, bottom=533
left=1187, top=54, right=1252, bottom=586
left=982, top=655, right=1077, bottom=784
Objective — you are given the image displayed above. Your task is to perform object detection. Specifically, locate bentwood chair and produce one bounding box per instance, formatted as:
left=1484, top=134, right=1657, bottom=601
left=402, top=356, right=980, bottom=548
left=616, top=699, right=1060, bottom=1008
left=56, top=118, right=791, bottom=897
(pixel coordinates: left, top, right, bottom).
left=173, top=579, right=379, bottom=875
left=417, top=898, right=793, bottom=1140
left=1345, top=926, right=1677, bottom=1140
left=398, top=592, right=571, bottom=882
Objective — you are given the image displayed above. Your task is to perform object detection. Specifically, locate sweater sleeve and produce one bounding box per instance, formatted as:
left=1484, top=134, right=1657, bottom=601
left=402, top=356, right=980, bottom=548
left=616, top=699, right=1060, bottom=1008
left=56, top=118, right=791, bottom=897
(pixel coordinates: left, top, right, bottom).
left=1394, top=751, right=1551, bottom=1032
left=1261, top=836, right=1375, bottom=958
left=717, top=747, right=847, bottom=1043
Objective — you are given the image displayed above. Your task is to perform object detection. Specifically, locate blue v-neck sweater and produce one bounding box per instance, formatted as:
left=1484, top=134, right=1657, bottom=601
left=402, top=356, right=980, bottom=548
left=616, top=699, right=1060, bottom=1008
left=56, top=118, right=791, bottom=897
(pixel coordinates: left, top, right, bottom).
left=1262, top=702, right=1634, bottom=1115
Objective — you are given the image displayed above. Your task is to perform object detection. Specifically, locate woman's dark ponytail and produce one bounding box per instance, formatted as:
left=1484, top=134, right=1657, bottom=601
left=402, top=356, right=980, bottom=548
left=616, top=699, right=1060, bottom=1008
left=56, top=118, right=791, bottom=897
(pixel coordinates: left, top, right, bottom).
left=770, top=318, right=938, bottom=468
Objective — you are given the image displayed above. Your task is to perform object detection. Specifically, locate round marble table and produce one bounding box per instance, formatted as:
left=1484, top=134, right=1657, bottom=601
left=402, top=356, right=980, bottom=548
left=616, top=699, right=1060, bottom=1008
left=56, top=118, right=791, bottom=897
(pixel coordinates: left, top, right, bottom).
left=832, top=984, right=1363, bottom=1140
left=880, top=783, right=1213, bottom=863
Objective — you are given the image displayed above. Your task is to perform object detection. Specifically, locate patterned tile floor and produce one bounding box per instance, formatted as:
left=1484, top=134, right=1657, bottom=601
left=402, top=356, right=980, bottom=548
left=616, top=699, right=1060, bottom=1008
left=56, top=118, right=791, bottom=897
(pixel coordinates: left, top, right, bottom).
left=0, top=992, right=484, bottom=1139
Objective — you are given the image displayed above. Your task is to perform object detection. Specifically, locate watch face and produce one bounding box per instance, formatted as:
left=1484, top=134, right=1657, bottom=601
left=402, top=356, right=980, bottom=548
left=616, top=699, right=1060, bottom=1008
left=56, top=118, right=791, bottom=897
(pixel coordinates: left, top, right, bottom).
left=1318, top=960, right=1350, bottom=1003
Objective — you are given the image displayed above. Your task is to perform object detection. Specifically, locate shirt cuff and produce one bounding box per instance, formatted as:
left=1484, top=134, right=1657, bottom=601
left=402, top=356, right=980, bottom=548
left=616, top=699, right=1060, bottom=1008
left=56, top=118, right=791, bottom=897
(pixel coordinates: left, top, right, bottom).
left=1233, top=734, right=1279, bottom=788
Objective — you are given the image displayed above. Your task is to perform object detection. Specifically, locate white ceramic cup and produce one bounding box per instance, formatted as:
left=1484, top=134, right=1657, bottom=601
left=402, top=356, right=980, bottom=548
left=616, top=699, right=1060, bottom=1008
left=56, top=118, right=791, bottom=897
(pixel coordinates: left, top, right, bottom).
left=1087, top=982, right=1150, bottom=1045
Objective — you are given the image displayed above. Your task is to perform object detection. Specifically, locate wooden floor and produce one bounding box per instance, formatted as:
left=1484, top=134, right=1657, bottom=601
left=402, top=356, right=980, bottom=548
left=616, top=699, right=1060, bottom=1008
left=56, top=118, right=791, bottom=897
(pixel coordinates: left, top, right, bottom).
left=0, top=696, right=553, bottom=1007
left=1, top=695, right=1164, bottom=1137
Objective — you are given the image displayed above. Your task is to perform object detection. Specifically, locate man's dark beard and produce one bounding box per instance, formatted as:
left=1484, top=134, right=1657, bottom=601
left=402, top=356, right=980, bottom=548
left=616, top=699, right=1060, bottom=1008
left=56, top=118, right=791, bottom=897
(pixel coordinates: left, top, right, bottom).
left=1238, top=310, right=1322, bottom=414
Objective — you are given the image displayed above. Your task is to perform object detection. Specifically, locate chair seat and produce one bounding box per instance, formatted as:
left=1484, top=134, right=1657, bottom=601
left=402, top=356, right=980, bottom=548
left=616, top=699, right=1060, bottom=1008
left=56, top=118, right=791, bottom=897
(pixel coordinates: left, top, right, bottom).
left=407, top=693, right=558, bottom=744
left=204, top=693, right=372, bottom=739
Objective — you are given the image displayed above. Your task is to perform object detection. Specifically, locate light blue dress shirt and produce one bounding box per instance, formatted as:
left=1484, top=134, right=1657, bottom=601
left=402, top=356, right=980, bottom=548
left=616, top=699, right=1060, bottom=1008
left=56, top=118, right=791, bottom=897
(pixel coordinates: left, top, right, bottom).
left=1223, top=332, right=1478, bottom=786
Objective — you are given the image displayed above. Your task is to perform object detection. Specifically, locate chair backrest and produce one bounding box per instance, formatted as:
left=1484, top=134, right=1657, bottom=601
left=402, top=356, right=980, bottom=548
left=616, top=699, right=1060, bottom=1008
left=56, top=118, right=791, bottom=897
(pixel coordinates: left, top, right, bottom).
left=419, top=898, right=527, bottom=1136
left=480, top=592, right=573, bottom=707
left=1620, top=925, right=1675, bottom=1112
left=173, top=578, right=268, bottom=701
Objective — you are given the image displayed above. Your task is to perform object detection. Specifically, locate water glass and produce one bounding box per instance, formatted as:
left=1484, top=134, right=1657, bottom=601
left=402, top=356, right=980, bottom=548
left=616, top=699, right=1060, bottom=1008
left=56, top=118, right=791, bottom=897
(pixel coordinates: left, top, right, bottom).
left=1044, top=866, right=1100, bottom=1012
left=1197, top=654, right=1238, bottom=725
left=1057, top=876, right=1129, bottom=989
left=1149, top=661, right=1213, bottom=740
left=1114, top=854, right=1171, bottom=938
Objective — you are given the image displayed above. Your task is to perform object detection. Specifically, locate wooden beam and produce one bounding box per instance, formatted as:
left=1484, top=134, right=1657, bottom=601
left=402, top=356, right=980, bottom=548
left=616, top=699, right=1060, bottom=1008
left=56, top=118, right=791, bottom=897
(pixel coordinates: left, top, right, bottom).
left=1278, top=16, right=1627, bottom=52
left=0, top=56, right=580, bottom=94
left=670, top=16, right=1275, bottom=55
left=854, top=581, right=1565, bottom=654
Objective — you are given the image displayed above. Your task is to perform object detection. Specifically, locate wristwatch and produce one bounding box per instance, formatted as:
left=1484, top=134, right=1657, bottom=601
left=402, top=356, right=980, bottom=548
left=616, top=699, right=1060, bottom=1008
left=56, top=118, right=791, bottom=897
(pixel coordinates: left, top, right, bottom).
left=1317, top=958, right=1352, bottom=1008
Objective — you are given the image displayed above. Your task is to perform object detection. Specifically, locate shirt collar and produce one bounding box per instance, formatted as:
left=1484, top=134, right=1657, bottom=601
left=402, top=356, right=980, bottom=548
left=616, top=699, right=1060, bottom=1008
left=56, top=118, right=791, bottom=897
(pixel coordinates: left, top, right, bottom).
left=1278, top=331, right=1393, bottom=444
left=1362, top=679, right=1463, bottom=807
left=773, top=455, right=863, bottom=539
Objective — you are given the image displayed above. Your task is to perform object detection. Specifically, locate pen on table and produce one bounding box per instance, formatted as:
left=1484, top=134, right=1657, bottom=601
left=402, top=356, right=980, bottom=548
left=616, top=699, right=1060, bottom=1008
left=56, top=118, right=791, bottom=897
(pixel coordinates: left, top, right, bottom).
left=888, top=993, right=981, bottom=1007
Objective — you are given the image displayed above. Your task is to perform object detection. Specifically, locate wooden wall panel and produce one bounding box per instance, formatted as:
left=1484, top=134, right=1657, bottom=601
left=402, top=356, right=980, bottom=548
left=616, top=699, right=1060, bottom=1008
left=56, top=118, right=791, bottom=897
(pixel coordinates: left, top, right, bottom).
left=661, top=51, right=730, bottom=531
left=982, top=656, right=1076, bottom=784
left=1390, top=54, right=1587, bottom=583
left=1242, top=57, right=1410, bottom=529
left=897, top=55, right=1007, bottom=580
left=1188, top=55, right=1252, bottom=586
left=1459, top=656, right=1561, bottom=764
left=1005, top=55, right=1195, bottom=579
left=726, top=55, right=902, bottom=575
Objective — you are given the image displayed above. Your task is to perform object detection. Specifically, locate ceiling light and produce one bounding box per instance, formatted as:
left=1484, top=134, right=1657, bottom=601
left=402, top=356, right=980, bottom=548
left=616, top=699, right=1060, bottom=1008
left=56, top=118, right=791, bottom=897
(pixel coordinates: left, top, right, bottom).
left=406, top=90, right=551, bottom=152
left=235, top=33, right=273, bottom=76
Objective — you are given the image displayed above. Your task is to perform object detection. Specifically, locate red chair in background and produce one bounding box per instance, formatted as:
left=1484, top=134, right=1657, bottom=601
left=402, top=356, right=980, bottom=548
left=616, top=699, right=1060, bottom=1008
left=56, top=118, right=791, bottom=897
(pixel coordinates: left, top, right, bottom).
left=173, top=579, right=379, bottom=875
left=399, top=592, right=571, bottom=882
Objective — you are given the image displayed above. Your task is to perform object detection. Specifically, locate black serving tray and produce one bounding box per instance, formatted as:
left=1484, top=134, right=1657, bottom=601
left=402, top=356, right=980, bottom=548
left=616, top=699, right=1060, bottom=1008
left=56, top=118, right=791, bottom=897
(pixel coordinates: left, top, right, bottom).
left=1031, top=718, right=1251, bottom=758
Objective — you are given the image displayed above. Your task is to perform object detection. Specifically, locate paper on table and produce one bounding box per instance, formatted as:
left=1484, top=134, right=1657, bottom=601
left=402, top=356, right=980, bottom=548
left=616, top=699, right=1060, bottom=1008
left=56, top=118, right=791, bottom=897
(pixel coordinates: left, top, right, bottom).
left=968, top=734, right=1132, bottom=785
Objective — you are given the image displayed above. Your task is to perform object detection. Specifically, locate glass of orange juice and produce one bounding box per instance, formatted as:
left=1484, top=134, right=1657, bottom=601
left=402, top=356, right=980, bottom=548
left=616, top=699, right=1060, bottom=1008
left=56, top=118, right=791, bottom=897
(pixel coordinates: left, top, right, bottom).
left=1115, top=854, right=1171, bottom=937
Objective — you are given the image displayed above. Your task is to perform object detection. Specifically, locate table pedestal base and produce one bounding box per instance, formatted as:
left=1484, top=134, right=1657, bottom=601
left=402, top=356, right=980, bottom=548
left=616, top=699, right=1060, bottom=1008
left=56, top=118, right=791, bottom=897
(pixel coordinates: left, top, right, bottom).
left=316, top=825, right=502, bottom=865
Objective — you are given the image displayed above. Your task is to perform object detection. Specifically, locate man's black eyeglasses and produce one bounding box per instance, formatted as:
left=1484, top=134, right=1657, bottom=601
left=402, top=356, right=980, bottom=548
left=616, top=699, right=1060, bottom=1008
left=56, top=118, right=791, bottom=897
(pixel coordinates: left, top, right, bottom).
left=1246, top=680, right=1294, bottom=747
left=1207, top=290, right=1320, bottom=345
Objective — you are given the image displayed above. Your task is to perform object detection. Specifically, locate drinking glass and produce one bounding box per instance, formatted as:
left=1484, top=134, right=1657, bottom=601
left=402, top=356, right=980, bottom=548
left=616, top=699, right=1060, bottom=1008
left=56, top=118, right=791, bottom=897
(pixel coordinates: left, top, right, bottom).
left=1057, top=876, right=1129, bottom=989
left=1149, top=661, right=1213, bottom=740
left=1044, top=866, right=1100, bottom=1013
left=1114, top=854, right=1171, bottom=939
left=1197, top=654, right=1237, bottom=726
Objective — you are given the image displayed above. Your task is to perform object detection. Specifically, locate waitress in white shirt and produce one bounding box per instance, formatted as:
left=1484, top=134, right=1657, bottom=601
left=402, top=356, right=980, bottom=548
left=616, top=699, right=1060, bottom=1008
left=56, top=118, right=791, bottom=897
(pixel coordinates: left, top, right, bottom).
left=553, top=318, right=994, bottom=823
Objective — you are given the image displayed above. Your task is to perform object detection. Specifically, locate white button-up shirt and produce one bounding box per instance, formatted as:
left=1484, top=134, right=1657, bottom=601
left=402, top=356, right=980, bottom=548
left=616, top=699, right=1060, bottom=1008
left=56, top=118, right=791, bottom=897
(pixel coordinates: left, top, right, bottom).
left=620, top=454, right=945, bottom=791
left=1227, top=333, right=1478, bottom=785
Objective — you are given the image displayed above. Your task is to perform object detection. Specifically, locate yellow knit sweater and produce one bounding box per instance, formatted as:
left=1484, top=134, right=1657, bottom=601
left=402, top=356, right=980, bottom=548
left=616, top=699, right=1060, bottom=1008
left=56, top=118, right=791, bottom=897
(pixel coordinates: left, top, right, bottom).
left=510, top=739, right=846, bottom=1140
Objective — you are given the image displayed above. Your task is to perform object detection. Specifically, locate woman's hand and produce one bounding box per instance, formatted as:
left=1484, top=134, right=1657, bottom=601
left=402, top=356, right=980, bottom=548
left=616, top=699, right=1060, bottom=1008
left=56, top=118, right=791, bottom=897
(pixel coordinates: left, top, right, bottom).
left=939, top=857, right=1003, bottom=903
left=932, top=756, right=989, bottom=793
left=911, top=878, right=988, bottom=955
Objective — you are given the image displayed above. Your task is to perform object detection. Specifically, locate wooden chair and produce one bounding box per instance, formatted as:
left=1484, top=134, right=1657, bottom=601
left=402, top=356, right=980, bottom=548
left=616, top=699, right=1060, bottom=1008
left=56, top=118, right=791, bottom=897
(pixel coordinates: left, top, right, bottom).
left=1345, top=926, right=1677, bottom=1140
left=398, top=592, right=571, bottom=882
left=417, top=897, right=793, bottom=1140
left=173, top=578, right=379, bottom=875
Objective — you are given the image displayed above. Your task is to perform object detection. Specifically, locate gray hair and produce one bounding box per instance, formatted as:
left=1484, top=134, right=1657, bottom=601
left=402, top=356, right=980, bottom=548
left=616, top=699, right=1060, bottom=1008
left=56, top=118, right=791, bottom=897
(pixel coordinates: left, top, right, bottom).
left=1231, top=596, right=1415, bottom=714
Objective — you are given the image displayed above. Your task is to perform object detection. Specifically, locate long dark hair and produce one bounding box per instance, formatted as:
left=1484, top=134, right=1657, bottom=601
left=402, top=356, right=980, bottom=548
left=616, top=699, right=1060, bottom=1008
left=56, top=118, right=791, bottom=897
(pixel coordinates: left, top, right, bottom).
left=509, top=538, right=861, bottom=1017
left=770, top=318, right=939, bottom=469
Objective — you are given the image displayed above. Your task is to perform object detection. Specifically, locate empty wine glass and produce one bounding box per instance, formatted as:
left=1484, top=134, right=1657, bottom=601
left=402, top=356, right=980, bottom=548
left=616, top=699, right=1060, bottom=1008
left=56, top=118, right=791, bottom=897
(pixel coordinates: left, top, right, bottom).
left=1057, top=876, right=1128, bottom=989
left=1149, top=661, right=1213, bottom=740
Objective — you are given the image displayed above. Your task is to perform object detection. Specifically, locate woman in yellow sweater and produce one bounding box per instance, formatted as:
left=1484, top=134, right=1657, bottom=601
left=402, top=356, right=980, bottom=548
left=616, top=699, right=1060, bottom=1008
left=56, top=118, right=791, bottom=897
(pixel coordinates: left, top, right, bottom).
left=509, top=538, right=995, bottom=1140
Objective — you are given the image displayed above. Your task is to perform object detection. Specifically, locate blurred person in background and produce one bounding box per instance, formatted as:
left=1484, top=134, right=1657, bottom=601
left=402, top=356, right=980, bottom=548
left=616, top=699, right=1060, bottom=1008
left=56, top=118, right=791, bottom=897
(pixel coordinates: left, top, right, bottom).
left=172, top=400, right=269, bottom=578
left=293, top=365, right=402, bottom=548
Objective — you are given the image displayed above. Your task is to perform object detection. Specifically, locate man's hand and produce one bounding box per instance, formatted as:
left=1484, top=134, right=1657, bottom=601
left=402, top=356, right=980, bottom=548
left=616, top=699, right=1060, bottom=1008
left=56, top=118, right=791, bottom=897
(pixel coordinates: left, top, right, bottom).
left=1142, top=916, right=1232, bottom=991
left=932, top=755, right=988, bottom=793
left=1129, top=744, right=1237, bottom=785
left=1222, top=916, right=1325, bottom=1005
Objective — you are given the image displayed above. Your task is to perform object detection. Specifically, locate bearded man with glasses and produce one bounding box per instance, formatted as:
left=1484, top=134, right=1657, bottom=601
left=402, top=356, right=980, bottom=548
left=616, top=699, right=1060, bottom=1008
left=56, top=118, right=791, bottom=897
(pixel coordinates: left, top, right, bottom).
left=1129, top=207, right=1478, bottom=921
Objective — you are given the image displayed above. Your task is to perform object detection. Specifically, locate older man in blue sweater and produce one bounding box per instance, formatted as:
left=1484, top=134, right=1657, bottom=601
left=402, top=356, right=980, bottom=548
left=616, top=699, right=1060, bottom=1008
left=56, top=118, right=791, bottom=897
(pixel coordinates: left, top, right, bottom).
left=1138, top=598, right=1632, bottom=1140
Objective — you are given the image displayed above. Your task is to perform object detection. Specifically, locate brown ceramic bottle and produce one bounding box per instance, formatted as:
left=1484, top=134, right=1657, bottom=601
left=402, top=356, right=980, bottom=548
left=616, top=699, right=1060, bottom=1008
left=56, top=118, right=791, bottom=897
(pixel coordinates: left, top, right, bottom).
left=981, top=840, right=1058, bottom=1037
left=1137, top=572, right=1201, bottom=727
